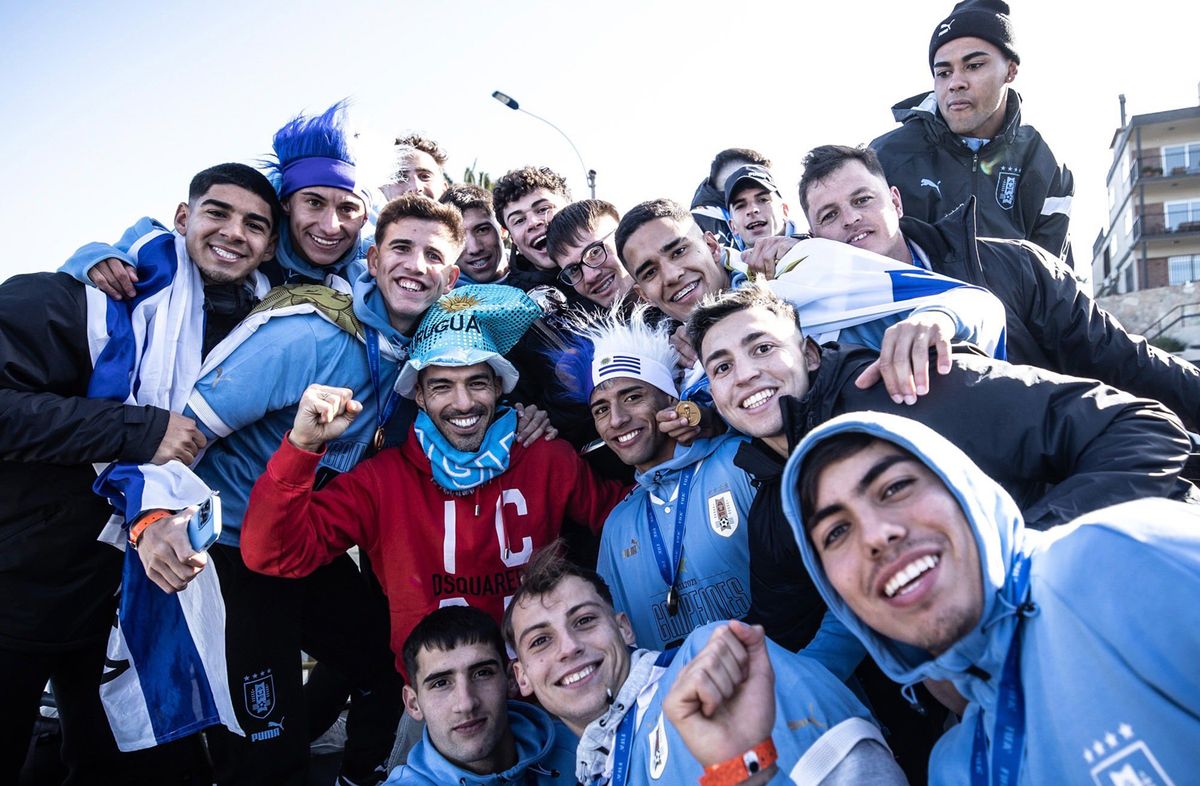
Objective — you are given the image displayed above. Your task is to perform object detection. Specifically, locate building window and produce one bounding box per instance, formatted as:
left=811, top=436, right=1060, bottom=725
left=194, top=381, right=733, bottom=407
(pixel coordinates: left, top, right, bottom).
left=1124, top=264, right=1135, bottom=293
left=1103, top=245, right=1112, bottom=278
left=1163, top=142, right=1200, bottom=175
left=1166, top=200, right=1200, bottom=232
left=1169, top=255, right=1200, bottom=286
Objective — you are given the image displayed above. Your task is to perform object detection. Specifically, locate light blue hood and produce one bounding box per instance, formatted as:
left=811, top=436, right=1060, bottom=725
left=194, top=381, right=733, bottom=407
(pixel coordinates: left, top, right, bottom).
left=351, top=266, right=412, bottom=352
left=389, top=701, right=573, bottom=785
left=633, top=433, right=732, bottom=495
left=780, top=412, right=1037, bottom=697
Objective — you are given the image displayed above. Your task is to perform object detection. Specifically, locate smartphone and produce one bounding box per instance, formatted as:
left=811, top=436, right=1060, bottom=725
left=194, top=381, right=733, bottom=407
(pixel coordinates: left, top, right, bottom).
left=187, top=492, right=222, bottom=552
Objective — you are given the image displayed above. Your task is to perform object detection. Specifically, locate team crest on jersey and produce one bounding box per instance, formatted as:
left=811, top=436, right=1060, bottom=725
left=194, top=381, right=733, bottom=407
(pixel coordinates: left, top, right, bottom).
left=243, top=669, right=276, bottom=719
left=995, top=166, right=1021, bottom=210
left=1082, top=723, right=1172, bottom=786
left=707, top=491, right=738, bottom=537
left=648, top=712, right=669, bottom=779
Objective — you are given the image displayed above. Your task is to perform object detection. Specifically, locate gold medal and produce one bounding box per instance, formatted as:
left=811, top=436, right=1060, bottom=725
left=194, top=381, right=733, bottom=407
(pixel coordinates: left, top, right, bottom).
left=373, top=426, right=386, bottom=452
left=666, top=586, right=680, bottom=616
left=674, top=400, right=701, bottom=427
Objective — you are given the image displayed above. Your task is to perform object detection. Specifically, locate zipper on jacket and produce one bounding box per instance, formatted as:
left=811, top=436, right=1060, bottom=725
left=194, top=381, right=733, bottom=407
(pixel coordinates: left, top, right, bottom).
left=972, top=153, right=978, bottom=173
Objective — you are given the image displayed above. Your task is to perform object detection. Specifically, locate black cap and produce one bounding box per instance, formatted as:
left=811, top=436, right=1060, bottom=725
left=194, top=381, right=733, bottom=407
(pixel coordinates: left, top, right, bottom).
left=929, top=0, right=1019, bottom=71
left=723, top=165, right=781, bottom=209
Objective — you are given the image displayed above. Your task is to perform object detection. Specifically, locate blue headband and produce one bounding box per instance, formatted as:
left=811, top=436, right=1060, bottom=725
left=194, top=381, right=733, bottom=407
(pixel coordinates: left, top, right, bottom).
left=279, top=156, right=357, bottom=197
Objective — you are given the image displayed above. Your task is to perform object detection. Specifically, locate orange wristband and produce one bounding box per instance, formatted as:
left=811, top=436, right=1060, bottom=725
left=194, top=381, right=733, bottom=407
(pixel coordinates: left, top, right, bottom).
left=128, top=509, right=172, bottom=548
left=699, top=737, right=777, bottom=786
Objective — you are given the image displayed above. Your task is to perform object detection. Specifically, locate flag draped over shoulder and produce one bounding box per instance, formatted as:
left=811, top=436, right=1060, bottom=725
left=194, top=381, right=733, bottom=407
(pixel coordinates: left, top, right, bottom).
left=86, top=228, right=261, bottom=750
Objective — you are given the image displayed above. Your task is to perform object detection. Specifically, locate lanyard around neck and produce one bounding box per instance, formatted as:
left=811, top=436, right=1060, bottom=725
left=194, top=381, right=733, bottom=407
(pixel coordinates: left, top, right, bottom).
left=643, top=465, right=697, bottom=616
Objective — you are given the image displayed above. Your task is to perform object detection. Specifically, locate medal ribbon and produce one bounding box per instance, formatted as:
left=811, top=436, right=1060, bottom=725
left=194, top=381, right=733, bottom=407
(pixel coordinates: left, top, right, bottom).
left=365, top=327, right=401, bottom=444
left=603, top=648, right=680, bottom=786
left=643, top=466, right=696, bottom=606
left=970, top=553, right=1033, bottom=786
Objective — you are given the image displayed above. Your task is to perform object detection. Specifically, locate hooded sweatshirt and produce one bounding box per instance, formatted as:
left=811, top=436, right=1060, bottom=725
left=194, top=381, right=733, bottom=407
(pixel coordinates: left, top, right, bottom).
left=186, top=267, right=414, bottom=545
left=385, top=701, right=576, bottom=785
left=781, top=412, right=1200, bottom=785
left=597, top=433, right=754, bottom=651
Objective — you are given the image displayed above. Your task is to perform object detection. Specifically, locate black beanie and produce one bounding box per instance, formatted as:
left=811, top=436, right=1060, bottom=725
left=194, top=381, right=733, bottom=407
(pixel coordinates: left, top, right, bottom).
left=929, top=0, right=1019, bottom=71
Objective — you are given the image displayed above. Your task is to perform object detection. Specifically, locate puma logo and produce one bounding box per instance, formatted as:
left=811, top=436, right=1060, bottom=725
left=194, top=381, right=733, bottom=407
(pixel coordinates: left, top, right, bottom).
left=938, top=20, right=953, bottom=36
left=920, top=179, right=943, bottom=198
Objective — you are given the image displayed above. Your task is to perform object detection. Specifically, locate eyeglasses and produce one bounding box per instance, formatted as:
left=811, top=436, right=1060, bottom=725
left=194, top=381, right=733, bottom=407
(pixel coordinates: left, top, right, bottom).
left=558, top=229, right=617, bottom=286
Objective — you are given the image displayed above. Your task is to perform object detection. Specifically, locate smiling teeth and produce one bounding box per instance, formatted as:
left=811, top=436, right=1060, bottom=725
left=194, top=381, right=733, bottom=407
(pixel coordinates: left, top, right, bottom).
left=848, top=231, right=869, bottom=243
left=531, top=236, right=548, bottom=251
left=308, top=235, right=339, bottom=247
left=211, top=246, right=239, bottom=261
left=450, top=415, right=481, bottom=428
left=741, top=389, right=776, bottom=409
left=616, top=429, right=641, bottom=444
left=561, top=664, right=596, bottom=686
left=884, top=555, right=939, bottom=598
left=671, top=282, right=698, bottom=302
left=399, top=280, right=423, bottom=292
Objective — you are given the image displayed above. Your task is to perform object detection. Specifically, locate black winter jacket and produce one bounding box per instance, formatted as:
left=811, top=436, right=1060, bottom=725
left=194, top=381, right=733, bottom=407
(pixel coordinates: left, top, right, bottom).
left=904, top=202, right=1200, bottom=431
left=871, top=89, right=1074, bottom=264
left=0, top=273, right=168, bottom=650
left=739, top=342, right=1196, bottom=651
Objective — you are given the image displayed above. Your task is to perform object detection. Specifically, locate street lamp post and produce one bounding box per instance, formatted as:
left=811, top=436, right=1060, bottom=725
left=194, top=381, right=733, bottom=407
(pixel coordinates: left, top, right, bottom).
left=491, top=90, right=596, bottom=199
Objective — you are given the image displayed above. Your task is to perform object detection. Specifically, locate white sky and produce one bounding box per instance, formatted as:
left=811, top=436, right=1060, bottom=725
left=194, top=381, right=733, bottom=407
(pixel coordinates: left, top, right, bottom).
left=1, top=0, right=1198, bottom=285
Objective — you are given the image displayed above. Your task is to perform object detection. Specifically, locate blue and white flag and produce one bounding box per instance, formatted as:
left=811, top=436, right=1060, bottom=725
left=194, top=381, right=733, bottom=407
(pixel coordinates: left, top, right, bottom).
left=682, top=238, right=1007, bottom=399
left=85, top=227, right=266, bottom=750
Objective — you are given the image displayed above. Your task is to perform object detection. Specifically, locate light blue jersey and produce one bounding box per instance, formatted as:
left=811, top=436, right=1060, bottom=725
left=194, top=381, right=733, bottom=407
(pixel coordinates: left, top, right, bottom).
left=598, top=433, right=753, bottom=651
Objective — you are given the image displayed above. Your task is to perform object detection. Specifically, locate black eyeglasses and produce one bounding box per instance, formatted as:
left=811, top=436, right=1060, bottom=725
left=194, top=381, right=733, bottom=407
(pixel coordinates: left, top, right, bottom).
left=558, top=229, right=616, bottom=286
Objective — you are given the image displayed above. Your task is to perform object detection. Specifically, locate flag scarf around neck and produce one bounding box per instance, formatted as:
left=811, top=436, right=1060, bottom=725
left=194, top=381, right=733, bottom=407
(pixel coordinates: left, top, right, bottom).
left=415, top=407, right=519, bottom=492
left=85, top=227, right=267, bottom=750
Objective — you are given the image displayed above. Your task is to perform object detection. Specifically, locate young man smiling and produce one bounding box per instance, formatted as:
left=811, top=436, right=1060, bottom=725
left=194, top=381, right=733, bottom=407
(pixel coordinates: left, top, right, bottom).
left=440, top=184, right=511, bottom=285
left=0, top=163, right=279, bottom=782
left=383, top=606, right=574, bottom=785
left=503, top=548, right=907, bottom=785
left=798, top=144, right=1200, bottom=428
left=687, top=284, right=1197, bottom=663
left=492, top=166, right=573, bottom=288
left=65, top=101, right=374, bottom=298
left=546, top=199, right=633, bottom=308
left=782, top=413, right=1200, bottom=785
left=241, top=285, right=626, bottom=677
left=868, top=0, right=1075, bottom=263
left=552, top=306, right=756, bottom=651
left=723, top=165, right=793, bottom=250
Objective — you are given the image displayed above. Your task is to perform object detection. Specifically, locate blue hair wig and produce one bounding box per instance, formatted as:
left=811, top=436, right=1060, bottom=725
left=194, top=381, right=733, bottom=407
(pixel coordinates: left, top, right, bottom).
left=263, top=99, right=358, bottom=195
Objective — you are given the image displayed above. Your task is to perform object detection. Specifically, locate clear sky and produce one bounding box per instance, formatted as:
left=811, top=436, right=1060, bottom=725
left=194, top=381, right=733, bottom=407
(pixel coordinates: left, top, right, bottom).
left=1, top=0, right=1197, bottom=285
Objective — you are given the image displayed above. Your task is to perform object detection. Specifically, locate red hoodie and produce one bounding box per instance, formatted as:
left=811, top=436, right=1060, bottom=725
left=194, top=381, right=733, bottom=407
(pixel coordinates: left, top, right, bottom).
left=242, top=426, right=627, bottom=672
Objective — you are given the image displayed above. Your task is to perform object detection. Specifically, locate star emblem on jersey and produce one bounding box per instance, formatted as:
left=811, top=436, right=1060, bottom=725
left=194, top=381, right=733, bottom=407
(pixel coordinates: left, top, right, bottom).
left=438, top=293, right=481, bottom=312
left=1080, top=722, right=1172, bottom=785
left=648, top=712, right=669, bottom=779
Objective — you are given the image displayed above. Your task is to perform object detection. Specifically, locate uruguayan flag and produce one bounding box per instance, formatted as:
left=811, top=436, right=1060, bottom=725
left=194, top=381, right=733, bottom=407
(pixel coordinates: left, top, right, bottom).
left=86, top=227, right=265, bottom=750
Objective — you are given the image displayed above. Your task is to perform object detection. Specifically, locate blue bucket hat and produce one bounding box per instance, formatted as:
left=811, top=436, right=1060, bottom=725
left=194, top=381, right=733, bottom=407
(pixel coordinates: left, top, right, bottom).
left=396, top=284, right=541, bottom=397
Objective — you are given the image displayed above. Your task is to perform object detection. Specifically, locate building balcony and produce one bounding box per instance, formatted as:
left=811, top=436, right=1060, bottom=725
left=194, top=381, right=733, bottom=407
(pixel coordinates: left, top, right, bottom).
left=1132, top=215, right=1200, bottom=243
left=1129, top=155, right=1200, bottom=187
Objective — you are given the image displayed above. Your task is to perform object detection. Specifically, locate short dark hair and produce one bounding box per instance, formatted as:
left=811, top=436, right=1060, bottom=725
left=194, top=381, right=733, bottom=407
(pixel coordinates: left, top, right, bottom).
left=686, top=281, right=801, bottom=358
left=402, top=606, right=506, bottom=683
left=614, top=198, right=692, bottom=267
left=546, top=199, right=620, bottom=264
left=502, top=541, right=614, bottom=648
left=796, top=432, right=918, bottom=530
left=492, top=166, right=571, bottom=230
left=395, top=133, right=449, bottom=168
left=798, top=145, right=889, bottom=214
left=708, top=148, right=772, bottom=189
left=189, top=163, right=283, bottom=234
left=376, top=192, right=465, bottom=246
left=440, top=183, right=494, bottom=217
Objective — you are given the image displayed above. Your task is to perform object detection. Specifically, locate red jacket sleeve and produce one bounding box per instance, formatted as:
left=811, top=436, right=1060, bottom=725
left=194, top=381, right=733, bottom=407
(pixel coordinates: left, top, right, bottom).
left=559, top=442, right=630, bottom=535
left=241, top=433, right=380, bottom=577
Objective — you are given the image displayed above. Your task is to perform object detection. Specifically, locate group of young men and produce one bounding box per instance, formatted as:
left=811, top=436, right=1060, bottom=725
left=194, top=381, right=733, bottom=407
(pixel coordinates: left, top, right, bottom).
left=5, top=1, right=1200, bottom=785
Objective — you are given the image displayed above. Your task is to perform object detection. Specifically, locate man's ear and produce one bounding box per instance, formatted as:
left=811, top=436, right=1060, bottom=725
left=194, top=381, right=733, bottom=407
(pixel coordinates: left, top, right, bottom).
left=511, top=659, right=535, bottom=698
left=616, top=612, right=636, bottom=647
left=803, top=336, right=822, bottom=373
left=367, top=244, right=380, bottom=278
left=401, top=684, right=424, bottom=722
left=703, top=231, right=722, bottom=263
left=1005, top=60, right=1018, bottom=83
left=444, top=263, right=460, bottom=289
left=413, top=383, right=427, bottom=412
left=889, top=186, right=905, bottom=220
left=782, top=202, right=790, bottom=220
left=174, top=202, right=190, bottom=236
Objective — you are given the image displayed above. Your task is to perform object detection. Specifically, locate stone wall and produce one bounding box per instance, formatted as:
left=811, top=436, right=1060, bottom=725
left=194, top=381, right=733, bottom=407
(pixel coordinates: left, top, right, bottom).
left=1097, top=281, right=1200, bottom=344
